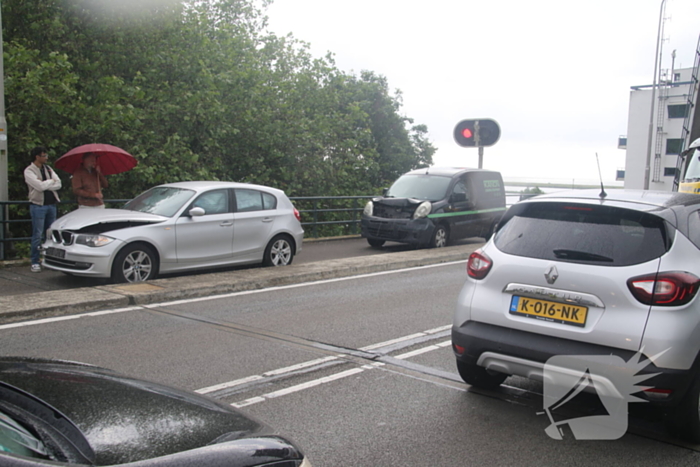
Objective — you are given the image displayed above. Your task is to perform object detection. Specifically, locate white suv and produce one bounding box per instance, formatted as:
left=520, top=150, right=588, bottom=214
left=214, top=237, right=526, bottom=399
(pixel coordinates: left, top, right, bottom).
left=452, top=189, right=700, bottom=441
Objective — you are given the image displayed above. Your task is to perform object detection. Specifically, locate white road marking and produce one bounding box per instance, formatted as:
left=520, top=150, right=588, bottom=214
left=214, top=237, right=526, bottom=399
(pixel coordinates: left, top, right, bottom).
left=0, top=307, right=141, bottom=330
left=218, top=332, right=452, bottom=408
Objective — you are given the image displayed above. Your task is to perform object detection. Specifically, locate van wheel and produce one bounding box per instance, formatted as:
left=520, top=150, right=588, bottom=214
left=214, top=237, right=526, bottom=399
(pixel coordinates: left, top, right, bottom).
left=456, top=360, right=507, bottom=390
left=263, top=235, right=294, bottom=266
left=112, top=244, right=158, bottom=283
left=367, top=238, right=385, bottom=248
left=667, top=374, right=700, bottom=443
left=430, top=225, right=448, bottom=248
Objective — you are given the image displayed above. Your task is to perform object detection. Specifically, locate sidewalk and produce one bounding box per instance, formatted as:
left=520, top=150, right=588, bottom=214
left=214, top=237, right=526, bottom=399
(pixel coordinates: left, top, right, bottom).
left=0, top=244, right=477, bottom=325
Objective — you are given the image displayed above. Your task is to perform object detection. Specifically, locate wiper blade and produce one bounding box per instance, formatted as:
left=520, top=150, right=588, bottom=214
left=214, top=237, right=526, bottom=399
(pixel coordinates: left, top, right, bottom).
left=552, top=248, right=613, bottom=262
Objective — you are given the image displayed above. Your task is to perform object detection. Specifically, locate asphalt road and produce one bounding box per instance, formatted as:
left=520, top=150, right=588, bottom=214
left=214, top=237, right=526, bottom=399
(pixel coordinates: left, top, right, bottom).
left=1, top=262, right=698, bottom=466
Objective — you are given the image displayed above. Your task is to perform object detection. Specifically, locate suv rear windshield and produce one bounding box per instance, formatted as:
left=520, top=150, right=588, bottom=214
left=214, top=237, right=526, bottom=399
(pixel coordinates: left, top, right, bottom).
left=494, top=202, right=669, bottom=266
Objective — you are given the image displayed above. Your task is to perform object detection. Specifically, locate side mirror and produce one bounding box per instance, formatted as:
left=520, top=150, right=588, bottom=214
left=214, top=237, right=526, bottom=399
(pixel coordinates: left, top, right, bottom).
left=451, top=192, right=467, bottom=203
left=189, top=207, right=206, bottom=217
left=382, top=187, right=389, bottom=196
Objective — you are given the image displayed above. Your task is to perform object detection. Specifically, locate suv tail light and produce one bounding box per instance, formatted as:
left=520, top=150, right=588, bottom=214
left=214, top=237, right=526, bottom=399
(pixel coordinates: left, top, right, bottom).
left=627, top=272, right=700, bottom=306
left=467, top=250, right=492, bottom=279
left=293, top=208, right=301, bottom=222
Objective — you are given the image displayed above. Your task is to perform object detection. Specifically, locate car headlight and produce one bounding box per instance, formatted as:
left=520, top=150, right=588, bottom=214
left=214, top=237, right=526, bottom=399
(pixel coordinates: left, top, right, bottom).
left=413, top=201, right=432, bottom=219
left=363, top=201, right=374, bottom=217
left=75, top=234, right=115, bottom=247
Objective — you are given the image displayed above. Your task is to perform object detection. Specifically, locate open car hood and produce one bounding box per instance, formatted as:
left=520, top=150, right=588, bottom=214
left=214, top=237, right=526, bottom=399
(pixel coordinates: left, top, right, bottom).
left=51, top=208, right=168, bottom=231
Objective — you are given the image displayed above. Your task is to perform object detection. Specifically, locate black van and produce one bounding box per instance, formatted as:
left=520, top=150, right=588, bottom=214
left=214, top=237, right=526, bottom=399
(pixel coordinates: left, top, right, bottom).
left=360, top=167, right=506, bottom=248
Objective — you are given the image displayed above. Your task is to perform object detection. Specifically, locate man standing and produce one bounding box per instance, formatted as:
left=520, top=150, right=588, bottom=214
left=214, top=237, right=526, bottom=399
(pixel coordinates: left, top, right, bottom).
left=72, top=153, right=109, bottom=208
left=24, top=146, right=61, bottom=272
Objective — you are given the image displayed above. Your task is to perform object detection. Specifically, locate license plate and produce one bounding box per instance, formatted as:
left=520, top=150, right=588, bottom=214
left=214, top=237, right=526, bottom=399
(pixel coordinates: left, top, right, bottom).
left=46, top=247, right=65, bottom=259
left=509, top=296, right=587, bottom=327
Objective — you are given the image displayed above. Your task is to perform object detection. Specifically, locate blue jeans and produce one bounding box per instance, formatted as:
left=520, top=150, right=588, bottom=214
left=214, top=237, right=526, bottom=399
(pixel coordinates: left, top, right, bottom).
left=30, top=204, right=57, bottom=265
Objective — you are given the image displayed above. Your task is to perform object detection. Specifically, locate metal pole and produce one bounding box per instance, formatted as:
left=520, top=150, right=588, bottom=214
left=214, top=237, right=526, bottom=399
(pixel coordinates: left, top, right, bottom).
left=478, top=146, right=484, bottom=169
left=643, top=0, right=666, bottom=190
left=0, top=4, right=7, bottom=260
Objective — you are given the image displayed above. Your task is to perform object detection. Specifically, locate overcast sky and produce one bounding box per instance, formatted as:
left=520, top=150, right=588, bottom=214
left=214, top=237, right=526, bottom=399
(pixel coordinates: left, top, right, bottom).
left=265, top=0, right=700, bottom=183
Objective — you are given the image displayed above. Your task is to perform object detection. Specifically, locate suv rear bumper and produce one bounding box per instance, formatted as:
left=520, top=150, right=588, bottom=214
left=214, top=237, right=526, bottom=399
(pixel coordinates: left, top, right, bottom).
left=452, top=321, right=699, bottom=406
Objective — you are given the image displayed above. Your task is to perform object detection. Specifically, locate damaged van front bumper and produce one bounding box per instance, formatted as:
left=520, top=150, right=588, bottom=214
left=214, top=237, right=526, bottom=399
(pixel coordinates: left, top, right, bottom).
left=360, top=216, right=435, bottom=245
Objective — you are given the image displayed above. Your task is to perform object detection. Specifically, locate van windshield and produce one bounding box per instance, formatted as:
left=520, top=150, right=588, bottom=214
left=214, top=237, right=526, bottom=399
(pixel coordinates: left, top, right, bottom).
left=386, top=175, right=452, bottom=201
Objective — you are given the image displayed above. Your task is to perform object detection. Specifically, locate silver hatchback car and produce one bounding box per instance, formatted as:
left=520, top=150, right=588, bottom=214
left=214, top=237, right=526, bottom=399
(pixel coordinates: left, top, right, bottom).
left=41, top=181, right=304, bottom=283
left=452, top=189, right=700, bottom=441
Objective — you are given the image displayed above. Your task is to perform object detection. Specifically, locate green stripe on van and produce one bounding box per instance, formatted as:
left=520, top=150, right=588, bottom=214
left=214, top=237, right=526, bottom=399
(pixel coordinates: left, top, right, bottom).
left=427, top=207, right=507, bottom=219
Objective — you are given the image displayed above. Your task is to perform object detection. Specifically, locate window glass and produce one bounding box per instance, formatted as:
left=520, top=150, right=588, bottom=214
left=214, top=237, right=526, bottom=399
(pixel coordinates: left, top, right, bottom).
left=386, top=174, right=452, bottom=201
left=494, top=202, right=668, bottom=266
left=262, top=192, right=277, bottom=210
left=668, top=104, right=689, bottom=119
left=192, top=189, right=229, bottom=215
left=236, top=189, right=264, bottom=212
left=124, top=187, right=195, bottom=217
left=666, top=138, right=684, bottom=155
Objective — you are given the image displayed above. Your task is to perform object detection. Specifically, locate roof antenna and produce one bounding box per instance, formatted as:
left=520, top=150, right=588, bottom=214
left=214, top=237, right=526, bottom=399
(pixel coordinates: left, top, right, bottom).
left=596, top=153, right=607, bottom=199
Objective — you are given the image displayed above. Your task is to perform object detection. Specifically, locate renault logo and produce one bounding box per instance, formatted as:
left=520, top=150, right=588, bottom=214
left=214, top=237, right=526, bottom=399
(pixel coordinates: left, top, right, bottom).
left=545, top=265, right=559, bottom=285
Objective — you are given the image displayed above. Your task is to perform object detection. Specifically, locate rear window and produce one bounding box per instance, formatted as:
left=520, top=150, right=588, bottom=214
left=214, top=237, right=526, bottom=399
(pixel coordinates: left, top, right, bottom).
left=494, top=202, right=669, bottom=266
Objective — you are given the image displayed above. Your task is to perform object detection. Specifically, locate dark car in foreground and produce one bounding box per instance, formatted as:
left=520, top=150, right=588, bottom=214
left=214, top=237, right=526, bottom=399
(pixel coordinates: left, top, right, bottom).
left=452, top=189, right=700, bottom=442
left=0, top=357, right=311, bottom=466
left=361, top=167, right=506, bottom=248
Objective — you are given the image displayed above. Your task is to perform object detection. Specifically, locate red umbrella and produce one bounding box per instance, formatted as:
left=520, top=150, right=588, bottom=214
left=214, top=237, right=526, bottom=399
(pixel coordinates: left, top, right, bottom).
left=55, top=143, right=138, bottom=175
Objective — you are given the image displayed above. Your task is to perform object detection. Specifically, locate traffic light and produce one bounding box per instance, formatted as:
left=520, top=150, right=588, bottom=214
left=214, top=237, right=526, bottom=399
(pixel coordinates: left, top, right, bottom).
left=453, top=119, right=501, bottom=147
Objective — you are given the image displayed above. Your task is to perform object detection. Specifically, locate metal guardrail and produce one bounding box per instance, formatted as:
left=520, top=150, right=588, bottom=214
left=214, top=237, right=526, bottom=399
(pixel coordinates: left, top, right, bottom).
left=0, top=196, right=373, bottom=261
left=0, top=192, right=527, bottom=261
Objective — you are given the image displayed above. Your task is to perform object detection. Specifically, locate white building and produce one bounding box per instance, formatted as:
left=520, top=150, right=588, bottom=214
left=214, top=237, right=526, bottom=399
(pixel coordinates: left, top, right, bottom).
left=623, top=62, right=699, bottom=190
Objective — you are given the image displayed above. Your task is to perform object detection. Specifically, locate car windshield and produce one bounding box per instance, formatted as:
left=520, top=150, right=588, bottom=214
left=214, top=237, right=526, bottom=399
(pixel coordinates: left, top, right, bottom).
left=123, top=187, right=196, bottom=217
left=685, top=149, right=700, bottom=180
left=386, top=174, right=452, bottom=201
left=0, top=410, right=49, bottom=459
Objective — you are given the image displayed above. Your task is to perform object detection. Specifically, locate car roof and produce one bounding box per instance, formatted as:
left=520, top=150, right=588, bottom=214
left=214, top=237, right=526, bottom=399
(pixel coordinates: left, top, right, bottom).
left=530, top=189, right=700, bottom=209
left=404, top=167, right=500, bottom=177
left=518, top=188, right=700, bottom=234
left=158, top=180, right=283, bottom=194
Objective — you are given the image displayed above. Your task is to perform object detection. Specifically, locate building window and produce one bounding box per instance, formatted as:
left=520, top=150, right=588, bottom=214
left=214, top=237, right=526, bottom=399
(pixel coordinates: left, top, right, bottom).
left=674, top=73, right=681, bottom=82
left=616, top=169, right=625, bottom=181
left=668, top=104, right=689, bottom=119
left=666, top=138, right=684, bottom=155
left=618, top=136, right=627, bottom=149
left=664, top=167, right=678, bottom=177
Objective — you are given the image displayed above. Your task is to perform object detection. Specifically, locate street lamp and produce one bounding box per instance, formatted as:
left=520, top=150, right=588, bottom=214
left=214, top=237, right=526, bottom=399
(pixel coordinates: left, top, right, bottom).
left=643, top=0, right=666, bottom=190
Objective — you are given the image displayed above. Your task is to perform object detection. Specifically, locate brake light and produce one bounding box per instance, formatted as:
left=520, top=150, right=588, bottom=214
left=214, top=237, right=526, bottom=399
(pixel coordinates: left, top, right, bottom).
left=467, top=250, right=492, bottom=279
left=627, top=272, right=700, bottom=306
left=293, top=208, right=301, bottom=222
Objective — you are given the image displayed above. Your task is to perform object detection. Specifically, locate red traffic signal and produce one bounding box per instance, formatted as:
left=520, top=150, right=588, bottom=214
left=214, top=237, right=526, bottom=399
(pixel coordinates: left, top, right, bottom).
left=453, top=119, right=501, bottom=147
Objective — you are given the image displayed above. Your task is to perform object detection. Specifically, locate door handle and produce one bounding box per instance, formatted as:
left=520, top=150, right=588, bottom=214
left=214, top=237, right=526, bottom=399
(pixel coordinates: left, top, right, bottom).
left=220, top=221, right=233, bottom=227
left=262, top=218, right=273, bottom=223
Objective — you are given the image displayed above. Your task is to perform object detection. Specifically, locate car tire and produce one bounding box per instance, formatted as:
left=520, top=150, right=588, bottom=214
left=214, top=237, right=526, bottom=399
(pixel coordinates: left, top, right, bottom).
left=456, top=359, right=507, bottom=390
left=367, top=238, right=385, bottom=248
left=263, top=235, right=294, bottom=267
left=430, top=225, right=449, bottom=248
left=112, top=243, right=158, bottom=283
left=667, top=374, right=700, bottom=443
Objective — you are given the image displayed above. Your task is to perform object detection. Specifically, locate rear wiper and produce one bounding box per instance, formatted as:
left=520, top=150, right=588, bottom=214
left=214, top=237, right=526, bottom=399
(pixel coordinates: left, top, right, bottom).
left=552, top=249, right=613, bottom=262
